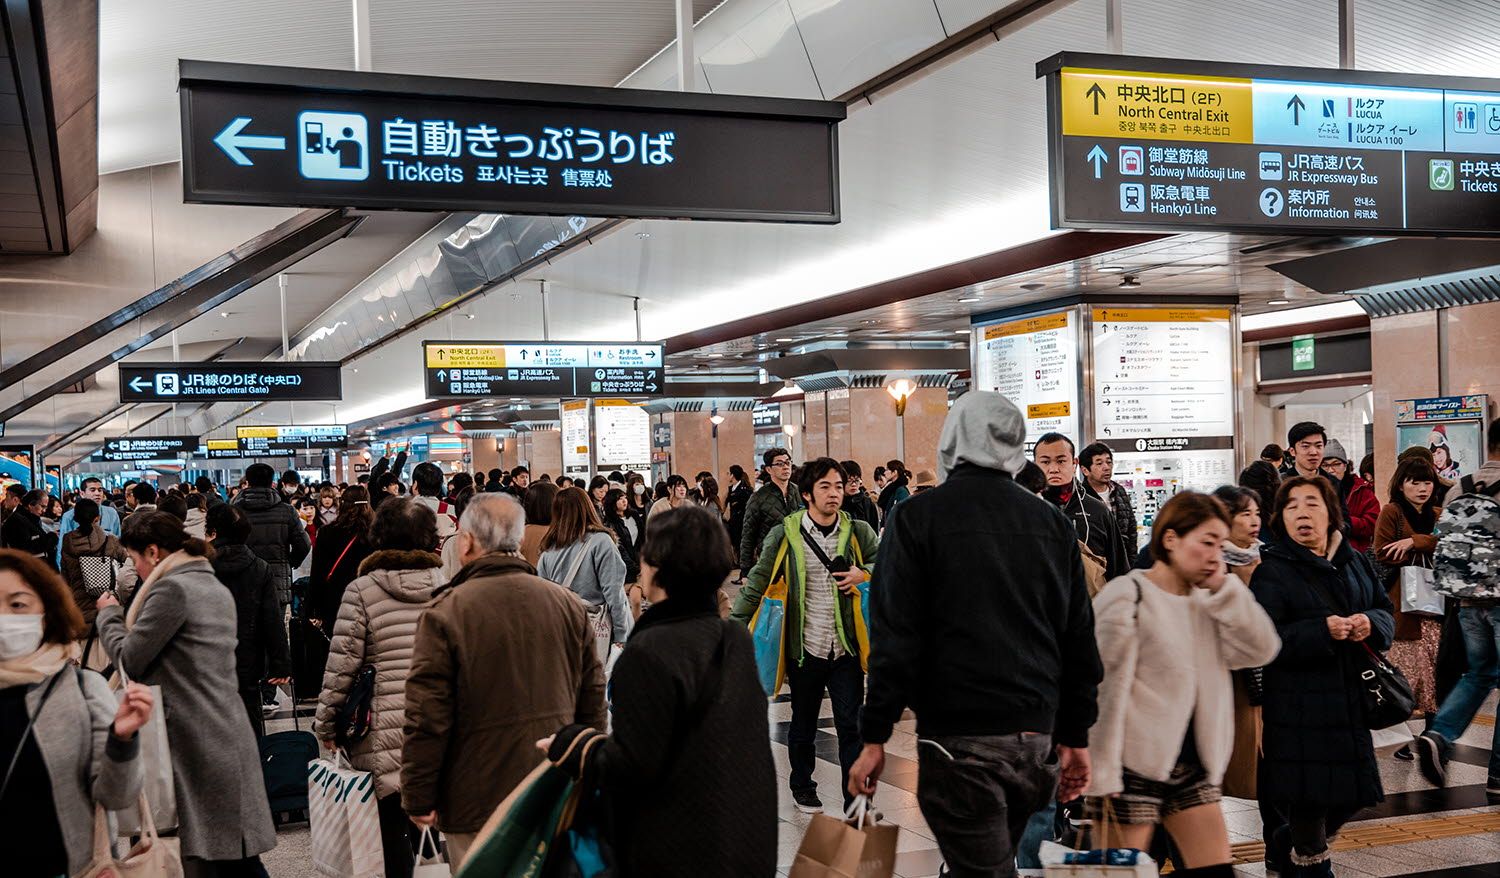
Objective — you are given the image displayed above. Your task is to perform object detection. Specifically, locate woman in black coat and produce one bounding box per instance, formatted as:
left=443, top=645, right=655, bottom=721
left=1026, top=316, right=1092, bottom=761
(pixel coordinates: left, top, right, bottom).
left=725, top=465, right=753, bottom=557
left=602, top=487, right=641, bottom=583
left=1251, top=475, right=1394, bottom=877
left=543, top=504, right=776, bottom=878
left=207, top=504, right=292, bottom=739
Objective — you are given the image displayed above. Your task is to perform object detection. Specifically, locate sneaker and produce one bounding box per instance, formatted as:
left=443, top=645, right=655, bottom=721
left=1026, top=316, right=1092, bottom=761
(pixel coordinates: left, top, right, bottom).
left=1393, top=744, right=1415, bottom=762
left=1414, top=732, right=1447, bottom=787
left=792, top=788, right=822, bottom=814
left=1487, top=776, right=1500, bottom=797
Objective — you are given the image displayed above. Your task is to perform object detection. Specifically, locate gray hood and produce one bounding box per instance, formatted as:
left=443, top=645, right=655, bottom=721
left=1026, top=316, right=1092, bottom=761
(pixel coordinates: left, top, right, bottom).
left=937, top=391, right=1027, bottom=481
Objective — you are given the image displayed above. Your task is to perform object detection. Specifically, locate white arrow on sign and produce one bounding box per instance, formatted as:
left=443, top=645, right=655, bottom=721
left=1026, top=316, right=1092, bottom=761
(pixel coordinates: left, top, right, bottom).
left=1087, top=144, right=1109, bottom=179
left=128, top=376, right=152, bottom=393
left=214, top=117, right=287, bottom=166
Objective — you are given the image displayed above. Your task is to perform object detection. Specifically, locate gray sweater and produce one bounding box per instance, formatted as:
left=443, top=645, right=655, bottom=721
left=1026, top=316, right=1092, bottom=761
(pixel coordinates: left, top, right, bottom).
left=538, top=531, right=631, bottom=641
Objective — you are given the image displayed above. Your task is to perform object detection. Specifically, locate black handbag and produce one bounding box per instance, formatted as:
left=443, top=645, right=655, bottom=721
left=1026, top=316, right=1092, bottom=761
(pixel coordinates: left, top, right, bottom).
left=1306, top=564, right=1414, bottom=730
left=333, top=664, right=377, bottom=748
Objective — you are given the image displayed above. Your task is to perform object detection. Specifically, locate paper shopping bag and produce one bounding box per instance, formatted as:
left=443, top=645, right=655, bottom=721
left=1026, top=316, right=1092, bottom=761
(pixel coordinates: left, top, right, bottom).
left=788, top=808, right=898, bottom=878
left=413, top=827, right=450, bottom=878
left=1221, top=674, right=1261, bottom=800
left=115, top=684, right=178, bottom=836
left=455, top=760, right=576, bottom=878
left=308, top=754, right=384, bottom=877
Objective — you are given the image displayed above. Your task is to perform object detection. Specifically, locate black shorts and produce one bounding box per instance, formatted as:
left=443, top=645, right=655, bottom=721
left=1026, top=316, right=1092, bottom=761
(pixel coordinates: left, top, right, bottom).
left=1091, top=761, right=1221, bottom=825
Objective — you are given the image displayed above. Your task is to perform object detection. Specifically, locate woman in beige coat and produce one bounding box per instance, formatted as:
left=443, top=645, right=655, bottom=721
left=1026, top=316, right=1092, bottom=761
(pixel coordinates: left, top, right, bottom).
left=314, top=498, right=442, bottom=878
left=1087, top=492, right=1281, bottom=877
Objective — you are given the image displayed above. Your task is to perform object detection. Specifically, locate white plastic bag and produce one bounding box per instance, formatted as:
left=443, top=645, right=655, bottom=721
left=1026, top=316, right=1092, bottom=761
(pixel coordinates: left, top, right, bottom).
left=413, top=827, right=449, bottom=878
left=1400, top=563, right=1444, bottom=617
left=308, top=750, right=384, bottom=878
left=115, top=682, right=178, bottom=836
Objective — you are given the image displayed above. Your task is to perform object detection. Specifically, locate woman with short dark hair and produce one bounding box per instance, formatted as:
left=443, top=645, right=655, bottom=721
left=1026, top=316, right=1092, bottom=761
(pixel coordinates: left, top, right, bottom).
left=59, top=497, right=135, bottom=644
left=520, top=480, right=559, bottom=568
left=1374, top=456, right=1445, bottom=721
left=208, top=504, right=291, bottom=739
left=542, top=504, right=776, bottom=878
left=96, top=511, right=278, bottom=875
left=1250, top=476, right=1394, bottom=874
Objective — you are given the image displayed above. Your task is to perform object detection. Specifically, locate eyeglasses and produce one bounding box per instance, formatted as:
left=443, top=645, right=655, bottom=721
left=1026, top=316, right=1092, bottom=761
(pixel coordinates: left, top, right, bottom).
left=770, top=460, right=792, bottom=468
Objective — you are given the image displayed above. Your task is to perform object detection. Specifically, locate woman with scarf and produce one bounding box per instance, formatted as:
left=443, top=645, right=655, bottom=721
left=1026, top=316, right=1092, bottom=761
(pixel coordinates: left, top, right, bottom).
left=2, top=550, right=151, bottom=878
left=95, top=512, right=277, bottom=877
left=1374, top=456, right=1445, bottom=740
left=1212, top=486, right=1265, bottom=582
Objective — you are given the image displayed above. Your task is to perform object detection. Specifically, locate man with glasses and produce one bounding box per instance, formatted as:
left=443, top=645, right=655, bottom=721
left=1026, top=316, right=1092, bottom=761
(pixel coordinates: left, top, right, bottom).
left=739, top=447, right=802, bottom=570
left=59, top=477, right=122, bottom=543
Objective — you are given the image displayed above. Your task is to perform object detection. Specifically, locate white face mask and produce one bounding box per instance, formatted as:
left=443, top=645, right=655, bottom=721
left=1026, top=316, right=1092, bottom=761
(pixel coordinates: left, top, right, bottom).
left=633, top=484, right=646, bottom=495
left=0, top=615, right=44, bottom=661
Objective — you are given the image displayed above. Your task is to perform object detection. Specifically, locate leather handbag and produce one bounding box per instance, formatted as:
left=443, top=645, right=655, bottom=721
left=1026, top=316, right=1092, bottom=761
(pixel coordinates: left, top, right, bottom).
left=1306, top=569, right=1415, bottom=730
left=75, top=793, right=183, bottom=877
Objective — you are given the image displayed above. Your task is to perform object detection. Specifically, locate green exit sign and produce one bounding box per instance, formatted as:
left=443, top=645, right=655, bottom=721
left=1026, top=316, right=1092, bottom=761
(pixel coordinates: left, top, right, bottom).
left=1292, top=335, right=1316, bottom=371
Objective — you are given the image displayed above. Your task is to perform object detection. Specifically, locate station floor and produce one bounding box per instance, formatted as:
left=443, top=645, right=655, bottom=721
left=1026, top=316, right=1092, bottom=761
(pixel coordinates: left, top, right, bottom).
left=260, top=691, right=1500, bottom=878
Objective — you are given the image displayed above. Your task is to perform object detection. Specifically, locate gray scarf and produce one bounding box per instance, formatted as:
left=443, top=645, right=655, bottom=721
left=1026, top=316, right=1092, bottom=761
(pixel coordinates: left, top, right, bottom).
left=1222, top=540, right=1262, bottom=567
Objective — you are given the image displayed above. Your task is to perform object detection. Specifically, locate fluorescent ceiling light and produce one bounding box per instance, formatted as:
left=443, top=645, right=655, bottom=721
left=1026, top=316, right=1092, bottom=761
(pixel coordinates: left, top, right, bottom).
left=1097, top=265, right=1126, bottom=273
left=1239, top=300, right=1365, bottom=332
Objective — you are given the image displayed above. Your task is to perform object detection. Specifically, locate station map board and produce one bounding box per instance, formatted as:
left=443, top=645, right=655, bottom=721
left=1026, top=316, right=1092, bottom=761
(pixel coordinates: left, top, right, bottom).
left=1091, top=307, right=1236, bottom=541
left=423, top=342, right=663, bottom=399
left=1038, top=52, right=1500, bottom=235
left=560, top=400, right=592, bottom=480
left=594, top=400, right=651, bottom=478
left=970, top=310, right=1080, bottom=451
left=179, top=61, right=843, bottom=223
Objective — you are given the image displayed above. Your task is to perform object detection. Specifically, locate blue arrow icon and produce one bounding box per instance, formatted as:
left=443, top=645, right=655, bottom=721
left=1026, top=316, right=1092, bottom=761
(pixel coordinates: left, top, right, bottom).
left=214, top=117, right=287, bottom=166
left=1087, top=144, right=1109, bottom=179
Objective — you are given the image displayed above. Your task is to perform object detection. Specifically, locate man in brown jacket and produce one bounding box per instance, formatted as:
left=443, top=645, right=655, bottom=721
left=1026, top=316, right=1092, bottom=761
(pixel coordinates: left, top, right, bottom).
left=401, top=492, right=606, bottom=866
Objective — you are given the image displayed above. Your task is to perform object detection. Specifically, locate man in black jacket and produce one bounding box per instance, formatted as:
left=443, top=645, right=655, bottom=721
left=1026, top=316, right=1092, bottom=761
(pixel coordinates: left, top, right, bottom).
left=1035, top=433, right=1131, bottom=580
left=2, top=489, right=57, bottom=563
left=233, top=462, right=311, bottom=609
left=840, top=460, right=880, bottom=530
left=850, top=392, right=1101, bottom=874
left=208, top=504, right=292, bottom=739
left=738, top=447, right=802, bottom=568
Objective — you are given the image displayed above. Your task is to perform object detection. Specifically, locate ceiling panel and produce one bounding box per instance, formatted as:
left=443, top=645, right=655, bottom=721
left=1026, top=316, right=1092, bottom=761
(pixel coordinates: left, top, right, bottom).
left=1353, top=0, right=1500, bottom=77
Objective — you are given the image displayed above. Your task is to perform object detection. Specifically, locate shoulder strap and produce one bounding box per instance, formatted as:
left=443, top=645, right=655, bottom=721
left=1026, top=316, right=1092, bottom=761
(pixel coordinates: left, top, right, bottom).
left=0, top=669, right=66, bottom=801
left=331, top=536, right=359, bottom=574
left=1461, top=475, right=1477, bottom=496
left=561, top=540, right=591, bottom=591
left=800, top=525, right=840, bottom=572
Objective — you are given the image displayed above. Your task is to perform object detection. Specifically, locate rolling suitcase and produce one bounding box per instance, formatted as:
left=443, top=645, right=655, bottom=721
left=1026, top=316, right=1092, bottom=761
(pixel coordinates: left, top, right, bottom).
left=261, top=682, right=320, bottom=827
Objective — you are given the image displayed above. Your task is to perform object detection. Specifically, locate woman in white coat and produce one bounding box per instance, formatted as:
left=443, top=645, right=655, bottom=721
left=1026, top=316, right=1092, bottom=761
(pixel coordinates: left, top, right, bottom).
left=1087, top=491, right=1282, bottom=877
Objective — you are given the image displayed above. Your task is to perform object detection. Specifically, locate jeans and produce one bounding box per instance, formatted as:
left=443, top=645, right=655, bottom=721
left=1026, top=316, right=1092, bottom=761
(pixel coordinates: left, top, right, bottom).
left=377, top=792, right=420, bottom=878
left=1429, top=605, right=1500, bottom=776
left=787, top=652, right=864, bottom=805
left=916, top=734, right=1058, bottom=878
left=1014, top=801, right=1055, bottom=869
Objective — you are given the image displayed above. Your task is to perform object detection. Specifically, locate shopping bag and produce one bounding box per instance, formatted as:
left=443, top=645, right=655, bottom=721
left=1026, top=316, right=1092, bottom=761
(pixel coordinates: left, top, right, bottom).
left=1221, top=674, right=1261, bottom=800
left=849, top=539, right=873, bottom=673
left=76, top=793, right=184, bottom=878
left=788, top=796, right=898, bottom=878
left=749, top=541, right=790, bottom=697
left=413, top=827, right=450, bottom=878
left=455, top=760, right=576, bottom=878
left=1045, top=800, right=1158, bottom=878
left=1400, top=563, right=1444, bottom=617
left=115, top=683, right=178, bottom=836
left=308, top=751, right=385, bottom=878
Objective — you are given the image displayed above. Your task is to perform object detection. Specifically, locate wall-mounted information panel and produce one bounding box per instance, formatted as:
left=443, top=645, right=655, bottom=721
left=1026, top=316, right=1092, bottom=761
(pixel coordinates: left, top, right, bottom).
left=180, top=61, right=843, bottom=223
left=119, top=361, right=342, bottom=403
left=971, top=310, right=1080, bottom=450
left=237, top=425, right=348, bottom=454
left=423, top=342, right=663, bottom=399
left=1038, top=52, right=1500, bottom=236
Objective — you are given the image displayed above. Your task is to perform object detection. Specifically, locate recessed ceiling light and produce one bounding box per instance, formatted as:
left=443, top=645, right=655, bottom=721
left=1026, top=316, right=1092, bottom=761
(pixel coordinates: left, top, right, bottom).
left=706, top=353, right=721, bottom=358
left=219, top=311, right=229, bottom=318
left=954, top=329, right=970, bottom=334
left=1019, top=282, right=1045, bottom=291
left=776, top=337, right=794, bottom=342
left=1098, top=265, right=1126, bottom=273
left=465, top=313, right=476, bottom=320
left=1268, top=298, right=1291, bottom=305
left=957, top=296, right=981, bottom=303
left=635, top=231, right=651, bottom=239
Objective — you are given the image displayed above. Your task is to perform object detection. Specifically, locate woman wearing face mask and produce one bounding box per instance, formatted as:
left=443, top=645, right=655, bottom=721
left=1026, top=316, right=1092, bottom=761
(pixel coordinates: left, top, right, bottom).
left=1, top=550, right=152, bottom=878
left=1212, top=486, right=1264, bottom=583
left=1087, top=493, right=1280, bottom=876
left=95, top=512, right=278, bottom=877
left=1251, top=477, right=1394, bottom=877
left=1374, top=457, right=1445, bottom=737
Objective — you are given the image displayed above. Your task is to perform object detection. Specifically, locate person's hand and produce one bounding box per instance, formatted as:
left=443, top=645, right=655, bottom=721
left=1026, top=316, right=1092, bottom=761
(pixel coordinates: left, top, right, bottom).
left=1056, top=745, right=1092, bottom=802
left=1381, top=538, right=1415, bottom=563
left=1347, top=613, right=1372, bottom=642
left=1197, top=559, right=1228, bottom=592
left=1327, top=615, right=1353, bottom=641
left=847, top=743, right=885, bottom=798
left=832, top=569, right=868, bottom=596
left=321, top=738, right=338, bottom=752
left=266, top=677, right=290, bottom=686
left=96, top=592, right=119, bottom=611
left=536, top=735, right=556, bottom=755
left=111, top=683, right=154, bottom=739
left=308, top=617, right=323, bottom=631
left=409, top=811, right=436, bottom=829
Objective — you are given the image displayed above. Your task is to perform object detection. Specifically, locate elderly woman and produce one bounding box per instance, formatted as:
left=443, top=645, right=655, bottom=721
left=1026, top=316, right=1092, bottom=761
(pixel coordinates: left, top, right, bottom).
left=2, top=550, right=150, bottom=878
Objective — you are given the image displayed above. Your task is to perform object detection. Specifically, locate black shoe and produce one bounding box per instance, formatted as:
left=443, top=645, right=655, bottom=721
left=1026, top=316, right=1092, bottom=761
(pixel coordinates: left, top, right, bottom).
left=1393, top=744, right=1415, bottom=761
left=792, top=788, right=822, bottom=814
left=1487, top=775, right=1500, bottom=797
left=1415, top=732, right=1447, bottom=787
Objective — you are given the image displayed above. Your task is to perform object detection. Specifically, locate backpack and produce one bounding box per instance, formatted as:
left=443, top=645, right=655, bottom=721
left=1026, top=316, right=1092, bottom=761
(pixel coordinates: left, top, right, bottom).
left=1433, top=475, right=1500, bottom=600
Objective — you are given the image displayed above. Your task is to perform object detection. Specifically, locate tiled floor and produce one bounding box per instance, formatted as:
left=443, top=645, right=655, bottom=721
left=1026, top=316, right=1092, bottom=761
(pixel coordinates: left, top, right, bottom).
left=260, top=694, right=1500, bottom=878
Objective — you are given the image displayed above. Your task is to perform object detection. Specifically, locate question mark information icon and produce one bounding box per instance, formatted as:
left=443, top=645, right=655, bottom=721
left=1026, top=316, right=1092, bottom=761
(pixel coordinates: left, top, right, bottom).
left=1259, top=187, right=1284, bottom=218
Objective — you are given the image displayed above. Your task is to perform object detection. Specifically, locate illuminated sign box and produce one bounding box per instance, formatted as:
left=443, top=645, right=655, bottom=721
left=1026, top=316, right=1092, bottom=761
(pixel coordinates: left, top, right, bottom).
left=422, top=341, right=664, bottom=399
left=179, top=61, right=844, bottom=223
left=97, top=436, right=199, bottom=461
left=119, top=361, right=342, bottom=403
left=1037, top=52, right=1500, bottom=236
left=237, top=425, right=349, bottom=453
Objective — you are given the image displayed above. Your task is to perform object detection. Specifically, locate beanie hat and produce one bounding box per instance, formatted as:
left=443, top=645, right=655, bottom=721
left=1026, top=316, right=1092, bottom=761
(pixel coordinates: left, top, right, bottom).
left=1323, top=438, right=1350, bottom=464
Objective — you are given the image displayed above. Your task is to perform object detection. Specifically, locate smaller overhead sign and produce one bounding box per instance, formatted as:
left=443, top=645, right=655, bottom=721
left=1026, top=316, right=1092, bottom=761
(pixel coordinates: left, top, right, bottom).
left=98, top=435, right=199, bottom=462
left=237, top=424, right=349, bottom=454
left=423, top=341, right=664, bottom=399
left=119, top=361, right=342, bottom=403
left=201, top=439, right=244, bottom=459
left=1291, top=335, right=1316, bottom=371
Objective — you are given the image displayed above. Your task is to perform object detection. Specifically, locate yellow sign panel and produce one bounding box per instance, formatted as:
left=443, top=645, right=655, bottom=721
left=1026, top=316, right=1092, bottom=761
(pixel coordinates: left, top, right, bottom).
left=561, top=399, right=589, bottom=412
left=1027, top=402, right=1072, bottom=419
left=1092, top=307, right=1232, bottom=323
left=206, top=439, right=238, bottom=450
left=1061, top=68, right=1252, bottom=143
left=237, top=426, right=279, bottom=439
left=424, top=345, right=503, bottom=368
left=594, top=399, right=636, bottom=408
left=983, top=312, right=1069, bottom=341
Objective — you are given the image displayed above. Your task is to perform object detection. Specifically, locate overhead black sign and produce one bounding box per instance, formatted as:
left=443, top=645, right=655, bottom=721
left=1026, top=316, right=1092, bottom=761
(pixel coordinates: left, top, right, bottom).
left=179, top=61, right=844, bottom=224
left=97, top=436, right=199, bottom=462
left=423, top=341, right=664, bottom=399
left=237, top=425, right=349, bottom=454
left=1038, top=53, right=1500, bottom=236
left=119, top=361, right=343, bottom=403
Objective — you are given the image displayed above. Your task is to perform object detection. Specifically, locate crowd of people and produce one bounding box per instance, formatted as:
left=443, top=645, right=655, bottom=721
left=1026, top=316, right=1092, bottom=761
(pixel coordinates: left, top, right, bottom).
left=4, top=403, right=1499, bottom=878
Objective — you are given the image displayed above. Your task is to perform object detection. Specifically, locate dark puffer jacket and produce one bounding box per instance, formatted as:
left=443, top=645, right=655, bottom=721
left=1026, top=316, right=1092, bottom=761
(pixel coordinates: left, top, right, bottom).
left=737, top=481, right=801, bottom=568
left=232, top=486, right=311, bottom=605
left=1251, top=531, right=1394, bottom=808
left=211, top=542, right=293, bottom=691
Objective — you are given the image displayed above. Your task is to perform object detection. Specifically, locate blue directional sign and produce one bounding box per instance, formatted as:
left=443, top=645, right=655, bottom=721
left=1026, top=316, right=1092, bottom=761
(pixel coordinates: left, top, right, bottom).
left=118, top=362, right=342, bottom=403
left=179, top=61, right=845, bottom=223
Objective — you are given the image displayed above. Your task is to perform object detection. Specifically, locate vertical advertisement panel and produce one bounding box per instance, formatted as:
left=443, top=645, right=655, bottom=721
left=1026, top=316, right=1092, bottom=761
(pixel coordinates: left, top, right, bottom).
left=594, top=400, right=651, bottom=479
left=560, top=399, right=592, bottom=481
left=971, top=310, right=1080, bottom=450
left=1091, top=307, right=1236, bottom=539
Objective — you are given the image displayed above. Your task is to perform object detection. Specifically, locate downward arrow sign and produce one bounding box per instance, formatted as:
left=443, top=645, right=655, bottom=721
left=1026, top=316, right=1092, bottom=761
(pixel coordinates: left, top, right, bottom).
left=213, top=117, right=287, bottom=166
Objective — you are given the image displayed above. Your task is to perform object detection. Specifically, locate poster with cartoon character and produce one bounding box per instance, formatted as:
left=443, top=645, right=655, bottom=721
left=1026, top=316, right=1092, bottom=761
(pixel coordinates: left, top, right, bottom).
left=1395, top=395, right=1490, bottom=482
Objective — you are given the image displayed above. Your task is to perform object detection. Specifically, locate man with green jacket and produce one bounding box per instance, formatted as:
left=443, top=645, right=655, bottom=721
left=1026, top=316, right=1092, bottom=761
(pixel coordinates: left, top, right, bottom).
left=731, top=457, right=879, bottom=813
left=737, top=447, right=803, bottom=571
